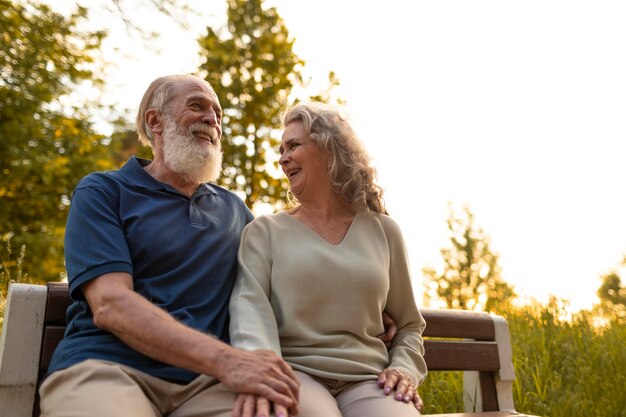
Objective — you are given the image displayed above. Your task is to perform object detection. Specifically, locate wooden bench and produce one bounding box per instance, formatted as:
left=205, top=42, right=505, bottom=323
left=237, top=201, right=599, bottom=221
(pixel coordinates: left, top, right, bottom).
left=0, top=282, right=537, bottom=417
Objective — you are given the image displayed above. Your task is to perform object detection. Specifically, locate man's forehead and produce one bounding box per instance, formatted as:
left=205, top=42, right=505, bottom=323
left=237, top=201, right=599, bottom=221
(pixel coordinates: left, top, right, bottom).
left=176, top=79, right=218, bottom=100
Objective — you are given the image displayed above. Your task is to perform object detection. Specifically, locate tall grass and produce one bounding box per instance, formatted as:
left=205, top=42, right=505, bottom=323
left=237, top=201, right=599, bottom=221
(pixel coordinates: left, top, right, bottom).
left=509, top=302, right=625, bottom=417
left=419, top=301, right=626, bottom=416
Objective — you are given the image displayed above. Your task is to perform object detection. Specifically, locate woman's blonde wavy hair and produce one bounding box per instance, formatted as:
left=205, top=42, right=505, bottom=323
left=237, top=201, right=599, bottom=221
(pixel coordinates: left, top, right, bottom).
left=283, top=102, right=386, bottom=214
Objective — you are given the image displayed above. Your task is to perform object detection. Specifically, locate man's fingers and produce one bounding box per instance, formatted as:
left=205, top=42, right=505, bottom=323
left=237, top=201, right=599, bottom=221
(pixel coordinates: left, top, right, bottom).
left=254, top=351, right=300, bottom=399
left=378, top=310, right=398, bottom=343
left=277, top=361, right=300, bottom=397
left=259, top=376, right=297, bottom=402
left=269, top=364, right=300, bottom=401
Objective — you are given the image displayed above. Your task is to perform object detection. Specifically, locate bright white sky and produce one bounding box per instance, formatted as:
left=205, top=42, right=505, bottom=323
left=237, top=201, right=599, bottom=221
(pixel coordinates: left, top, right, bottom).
left=54, top=0, right=626, bottom=311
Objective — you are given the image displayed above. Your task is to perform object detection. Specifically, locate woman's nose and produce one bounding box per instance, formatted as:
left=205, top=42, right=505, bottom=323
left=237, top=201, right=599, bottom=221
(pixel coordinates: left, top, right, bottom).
left=279, top=152, right=289, bottom=165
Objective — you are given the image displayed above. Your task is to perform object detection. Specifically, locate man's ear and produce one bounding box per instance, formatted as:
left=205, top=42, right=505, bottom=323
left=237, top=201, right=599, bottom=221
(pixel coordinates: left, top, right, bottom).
left=146, top=109, right=164, bottom=136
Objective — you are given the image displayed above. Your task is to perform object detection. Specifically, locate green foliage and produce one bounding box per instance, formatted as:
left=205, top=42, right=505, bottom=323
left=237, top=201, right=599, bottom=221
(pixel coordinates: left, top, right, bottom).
left=597, top=271, right=626, bottom=305
left=0, top=0, right=113, bottom=282
left=0, top=232, right=29, bottom=329
left=420, top=302, right=626, bottom=416
left=198, top=0, right=302, bottom=209
left=108, top=123, right=153, bottom=168
left=423, top=203, right=516, bottom=312
left=595, top=255, right=626, bottom=321
left=197, top=0, right=340, bottom=210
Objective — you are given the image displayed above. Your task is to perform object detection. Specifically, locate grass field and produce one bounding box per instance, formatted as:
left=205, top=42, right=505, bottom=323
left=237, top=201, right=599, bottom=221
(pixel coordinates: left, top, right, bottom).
left=419, top=302, right=626, bottom=416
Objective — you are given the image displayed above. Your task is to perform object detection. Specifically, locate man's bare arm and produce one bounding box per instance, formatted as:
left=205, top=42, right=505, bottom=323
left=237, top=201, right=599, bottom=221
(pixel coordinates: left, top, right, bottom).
left=83, top=272, right=299, bottom=412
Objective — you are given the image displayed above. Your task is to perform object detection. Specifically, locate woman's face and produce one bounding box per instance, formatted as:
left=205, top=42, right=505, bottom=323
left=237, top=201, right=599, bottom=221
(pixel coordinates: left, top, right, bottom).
left=279, top=121, right=330, bottom=199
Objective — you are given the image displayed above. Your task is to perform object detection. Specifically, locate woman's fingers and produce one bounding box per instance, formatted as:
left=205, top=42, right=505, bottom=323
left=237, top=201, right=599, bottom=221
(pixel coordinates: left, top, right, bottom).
left=255, top=396, right=271, bottom=417
left=412, top=392, right=424, bottom=411
left=384, top=370, right=401, bottom=395
left=273, top=403, right=289, bottom=417
left=232, top=394, right=256, bottom=417
left=378, top=368, right=418, bottom=403
left=232, top=394, right=292, bottom=417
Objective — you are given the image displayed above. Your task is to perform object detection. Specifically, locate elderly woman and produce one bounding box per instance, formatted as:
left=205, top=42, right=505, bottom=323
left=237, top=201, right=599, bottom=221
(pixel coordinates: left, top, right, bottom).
left=229, top=102, right=427, bottom=417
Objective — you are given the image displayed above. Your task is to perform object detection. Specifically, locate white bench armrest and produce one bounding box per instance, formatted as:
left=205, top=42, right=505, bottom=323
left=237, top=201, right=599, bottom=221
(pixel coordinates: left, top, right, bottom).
left=0, top=283, right=48, bottom=417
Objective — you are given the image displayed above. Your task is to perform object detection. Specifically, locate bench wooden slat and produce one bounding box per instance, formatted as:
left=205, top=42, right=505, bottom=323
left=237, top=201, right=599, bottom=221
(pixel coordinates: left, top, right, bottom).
left=421, top=309, right=495, bottom=340
left=39, top=326, right=66, bottom=374
left=478, top=372, right=499, bottom=411
left=424, top=340, right=500, bottom=371
left=44, top=283, right=72, bottom=325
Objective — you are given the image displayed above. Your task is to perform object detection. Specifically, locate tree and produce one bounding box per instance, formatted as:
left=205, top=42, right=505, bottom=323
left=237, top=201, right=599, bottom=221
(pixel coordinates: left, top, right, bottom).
left=423, top=203, right=516, bottom=312
left=598, top=271, right=626, bottom=306
left=0, top=0, right=112, bottom=283
left=197, top=0, right=339, bottom=210
left=595, top=255, right=626, bottom=321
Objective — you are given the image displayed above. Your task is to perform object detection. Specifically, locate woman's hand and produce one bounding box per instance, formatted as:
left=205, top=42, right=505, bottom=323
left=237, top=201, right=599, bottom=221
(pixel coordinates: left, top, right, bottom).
left=233, top=393, right=290, bottom=417
left=377, top=368, right=424, bottom=411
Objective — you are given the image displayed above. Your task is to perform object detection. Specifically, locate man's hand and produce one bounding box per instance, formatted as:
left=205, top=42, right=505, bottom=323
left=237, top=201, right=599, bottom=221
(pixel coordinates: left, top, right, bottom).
left=377, top=310, right=398, bottom=347
left=217, top=348, right=299, bottom=415
left=233, top=393, right=290, bottom=417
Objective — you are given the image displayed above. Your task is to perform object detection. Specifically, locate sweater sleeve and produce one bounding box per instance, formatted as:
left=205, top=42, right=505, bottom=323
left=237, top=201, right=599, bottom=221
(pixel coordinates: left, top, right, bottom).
left=229, top=218, right=282, bottom=356
left=381, top=216, right=428, bottom=385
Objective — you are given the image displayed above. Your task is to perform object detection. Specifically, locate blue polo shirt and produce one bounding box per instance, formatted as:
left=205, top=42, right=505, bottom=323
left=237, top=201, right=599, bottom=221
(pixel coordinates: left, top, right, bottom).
left=47, top=157, right=254, bottom=383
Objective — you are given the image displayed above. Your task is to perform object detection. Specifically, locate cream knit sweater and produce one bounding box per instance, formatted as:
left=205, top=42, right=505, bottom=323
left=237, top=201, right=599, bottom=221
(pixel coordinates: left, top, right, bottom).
left=229, top=210, right=427, bottom=384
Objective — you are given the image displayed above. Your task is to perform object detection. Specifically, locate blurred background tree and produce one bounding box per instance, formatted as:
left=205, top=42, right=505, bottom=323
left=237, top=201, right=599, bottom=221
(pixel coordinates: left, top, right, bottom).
left=198, top=0, right=339, bottom=210
left=595, top=255, right=626, bottom=321
left=0, top=0, right=113, bottom=285
left=423, top=203, right=516, bottom=312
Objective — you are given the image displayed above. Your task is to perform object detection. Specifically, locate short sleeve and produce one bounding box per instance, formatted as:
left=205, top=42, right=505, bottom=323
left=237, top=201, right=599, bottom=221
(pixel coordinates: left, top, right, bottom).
left=64, top=181, right=133, bottom=300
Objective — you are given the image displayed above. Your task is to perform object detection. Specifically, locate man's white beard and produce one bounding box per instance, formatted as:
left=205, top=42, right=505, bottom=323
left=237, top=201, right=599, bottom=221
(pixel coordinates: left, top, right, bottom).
left=162, top=119, right=222, bottom=183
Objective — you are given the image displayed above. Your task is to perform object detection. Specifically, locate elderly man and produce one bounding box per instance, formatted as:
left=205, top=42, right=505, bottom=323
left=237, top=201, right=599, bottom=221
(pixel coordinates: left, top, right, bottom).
left=39, top=74, right=299, bottom=417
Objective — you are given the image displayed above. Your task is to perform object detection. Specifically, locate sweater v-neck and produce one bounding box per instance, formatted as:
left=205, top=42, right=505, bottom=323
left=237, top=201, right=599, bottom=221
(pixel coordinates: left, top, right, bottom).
left=278, top=210, right=362, bottom=247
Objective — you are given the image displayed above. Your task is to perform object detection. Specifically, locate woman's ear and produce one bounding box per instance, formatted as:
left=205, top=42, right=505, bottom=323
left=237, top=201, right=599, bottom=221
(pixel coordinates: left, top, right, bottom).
left=145, top=109, right=163, bottom=136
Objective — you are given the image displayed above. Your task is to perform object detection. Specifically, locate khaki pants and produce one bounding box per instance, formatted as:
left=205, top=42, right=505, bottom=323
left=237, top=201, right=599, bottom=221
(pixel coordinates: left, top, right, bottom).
left=39, top=360, right=236, bottom=417
left=295, top=371, right=421, bottom=417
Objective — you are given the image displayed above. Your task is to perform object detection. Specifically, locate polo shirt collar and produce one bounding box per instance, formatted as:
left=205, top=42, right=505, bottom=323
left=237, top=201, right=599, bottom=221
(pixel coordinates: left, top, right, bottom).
left=119, top=156, right=217, bottom=196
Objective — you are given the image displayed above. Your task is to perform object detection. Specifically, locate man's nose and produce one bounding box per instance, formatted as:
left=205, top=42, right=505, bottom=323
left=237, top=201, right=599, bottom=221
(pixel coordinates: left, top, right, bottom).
left=202, top=111, right=218, bottom=126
